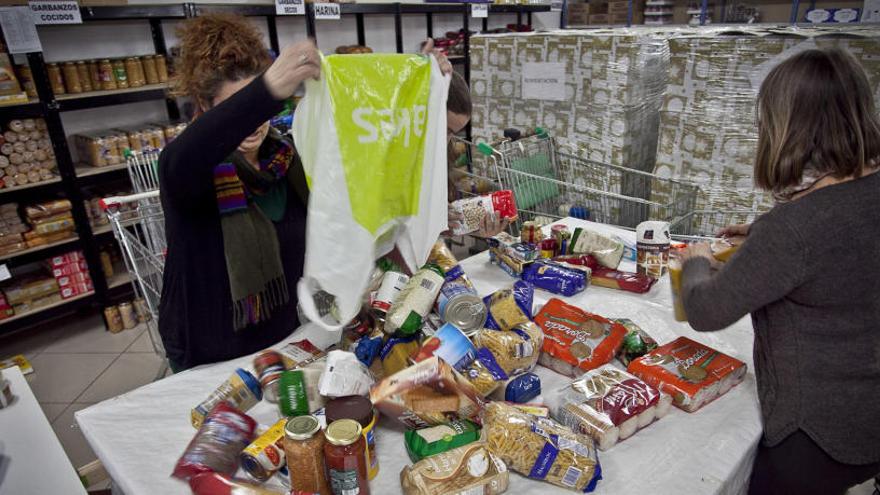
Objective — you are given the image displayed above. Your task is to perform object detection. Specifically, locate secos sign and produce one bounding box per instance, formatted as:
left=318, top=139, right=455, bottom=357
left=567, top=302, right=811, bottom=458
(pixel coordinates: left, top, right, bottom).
left=29, top=0, right=83, bottom=25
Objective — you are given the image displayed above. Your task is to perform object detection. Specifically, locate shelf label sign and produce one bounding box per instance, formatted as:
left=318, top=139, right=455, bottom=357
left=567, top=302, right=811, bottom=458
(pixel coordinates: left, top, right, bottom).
left=29, top=0, right=82, bottom=25
left=471, top=4, right=489, bottom=18
left=276, top=0, right=304, bottom=16
left=0, top=6, right=43, bottom=53
left=314, top=3, right=341, bottom=20
left=522, top=62, right=566, bottom=101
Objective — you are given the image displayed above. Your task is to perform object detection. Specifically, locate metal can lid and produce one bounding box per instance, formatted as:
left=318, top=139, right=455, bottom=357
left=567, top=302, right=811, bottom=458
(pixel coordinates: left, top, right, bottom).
left=325, top=395, right=373, bottom=427
left=285, top=415, right=321, bottom=440
left=444, top=296, right=487, bottom=331
left=235, top=368, right=263, bottom=401
left=325, top=419, right=363, bottom=446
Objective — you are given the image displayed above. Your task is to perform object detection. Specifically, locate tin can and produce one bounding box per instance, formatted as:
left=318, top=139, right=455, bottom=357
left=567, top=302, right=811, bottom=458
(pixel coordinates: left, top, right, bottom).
left=133, top=297, right=150, bottom=322
left=240, top=418, right=288, bottom=482
left=98, top=59, right=116, bottom=90
left=278, top=369, right=309, bottom=417
left=142, top=55, right=159, bottom=85
left=87, top=60, right=102, bottom=89
left=154, top=54, right=168, bottom=82
left=636, top=221, right=671, bottom=279
left=112, top=59, right=128, bottom=88
left=104, top=306, right=123, bottom=333
left=253, top=350, right=285, bottom=403
left=118, top=302, right=137, bottom=329
left=16, top=65, right=37, bottom=98
left=370, top=271, right=408, bottom=315
left=46, top=63, right=65, bottom=95
left=74, top=61, right=92, bottom=92
left=125, top=57, right=144, bottom=87
left=539, top=238, right=558, bottom=258
left=62, top=62, right=82, bottom=93
left=191, top=368, right=262, bottom=428
left=435, top=278, right=486, bottom=336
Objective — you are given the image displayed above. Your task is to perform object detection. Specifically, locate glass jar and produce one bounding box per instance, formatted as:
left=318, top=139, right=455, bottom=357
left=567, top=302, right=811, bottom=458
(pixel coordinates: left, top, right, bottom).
left=125, top=57, right=144, bottom=87
left=284, top=415, right=331, bottom=495
left=87, top=60, right=102, bottom=89
left=324, top=419, right=369, bottom=495
left=112, top=59, right=128, bottom=89
left=62, top=62, right=82, bottom=93
left=154, top=54, right=168, bottom=82
left=142, top=55, right=159, bottom=85
left=325, top=396, right=379, bottom=480
left=99, top=59, right=117, bottom=91
left=75, top=61, right=93, bottom=92
left=46, top=63, right=65, bottom=95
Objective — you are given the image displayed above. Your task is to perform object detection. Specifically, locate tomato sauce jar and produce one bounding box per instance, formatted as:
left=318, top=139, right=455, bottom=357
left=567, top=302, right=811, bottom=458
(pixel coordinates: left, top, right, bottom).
left=324, top=419, right=369, bottom=495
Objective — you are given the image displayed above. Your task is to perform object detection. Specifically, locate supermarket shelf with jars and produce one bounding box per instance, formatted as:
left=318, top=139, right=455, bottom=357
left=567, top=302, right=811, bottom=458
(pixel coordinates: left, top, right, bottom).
left=56, top=83, right=171, bottom=112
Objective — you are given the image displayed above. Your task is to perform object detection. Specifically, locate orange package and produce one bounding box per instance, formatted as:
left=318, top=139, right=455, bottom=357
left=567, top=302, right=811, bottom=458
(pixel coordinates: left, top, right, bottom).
left=627, top=336, right=747, bottom=413
left=533, top=298, right=627, bottom=377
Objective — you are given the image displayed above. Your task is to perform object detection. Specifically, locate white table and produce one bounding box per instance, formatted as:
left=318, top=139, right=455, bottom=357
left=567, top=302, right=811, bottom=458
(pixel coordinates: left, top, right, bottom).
left=0, top=366, right=88, bottom=495
left=77, top=218, right=762, bottom=495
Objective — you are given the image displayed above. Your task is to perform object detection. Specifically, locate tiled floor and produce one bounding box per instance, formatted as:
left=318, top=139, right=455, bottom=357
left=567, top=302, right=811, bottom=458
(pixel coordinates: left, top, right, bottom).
left=0, top=311, right=167, bottom=492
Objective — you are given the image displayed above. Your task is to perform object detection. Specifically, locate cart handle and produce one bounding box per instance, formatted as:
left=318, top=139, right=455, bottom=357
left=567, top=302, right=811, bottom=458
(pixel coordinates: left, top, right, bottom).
left=100, top=191, right=160, bottom=211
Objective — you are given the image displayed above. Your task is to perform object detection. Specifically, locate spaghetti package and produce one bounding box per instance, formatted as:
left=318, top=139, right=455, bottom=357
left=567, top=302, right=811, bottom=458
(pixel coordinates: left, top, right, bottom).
left=550, top=365, right=672, bottom=451
left=370, top=356, right=483, bottom=428
left=483, top=402, right=602, bottom=493
left=401, top=440, right=510, bottom=495
left=627, top=337, right=747, bottom=413
left=535, top=299, right=627, bottom=377
left=474, top=322, right=543, bottom=376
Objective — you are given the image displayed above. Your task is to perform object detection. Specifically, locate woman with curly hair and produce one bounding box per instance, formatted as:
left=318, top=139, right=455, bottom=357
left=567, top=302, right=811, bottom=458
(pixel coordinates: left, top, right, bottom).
left=158, top=13, right=319, bottom=371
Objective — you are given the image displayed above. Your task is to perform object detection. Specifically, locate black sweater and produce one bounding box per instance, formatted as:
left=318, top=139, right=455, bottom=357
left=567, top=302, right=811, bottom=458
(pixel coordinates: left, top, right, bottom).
left=158, top=76, right=306, bottom=370
left=682, top=171, right=880, bottom=465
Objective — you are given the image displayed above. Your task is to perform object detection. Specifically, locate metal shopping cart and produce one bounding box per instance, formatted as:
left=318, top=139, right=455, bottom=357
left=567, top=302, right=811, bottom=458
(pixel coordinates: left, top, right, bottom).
left=101, top=149, right=168, bottom=378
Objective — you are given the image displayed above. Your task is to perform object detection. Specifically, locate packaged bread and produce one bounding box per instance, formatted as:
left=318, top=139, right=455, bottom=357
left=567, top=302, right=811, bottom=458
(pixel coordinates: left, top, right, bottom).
left=473, top=322, right=542, bottom=376
left=24, top=199, right=71, bottom=220
left=534, top=299, right=627, bottom=377
left=401, top=440, right=509, bottom=495
left=550, top=365, right=671, bottom=451
left=627, top=336, right=747, bottom=413
left=483, top=402, right=602, bottom=492
left=569, top=228, right=624, bottom=269
left=74, top=131, right=124, bottom=167
left=370, top=356, right=482, bottom=429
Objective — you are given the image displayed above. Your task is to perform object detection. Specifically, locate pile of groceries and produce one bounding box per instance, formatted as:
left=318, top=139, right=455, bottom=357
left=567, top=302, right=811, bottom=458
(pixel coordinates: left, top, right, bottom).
left=171, top=215, right=750, bottom=495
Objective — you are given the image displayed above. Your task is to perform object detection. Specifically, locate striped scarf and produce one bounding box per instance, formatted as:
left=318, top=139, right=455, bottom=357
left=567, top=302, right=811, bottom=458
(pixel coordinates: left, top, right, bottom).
left=213, top=134, right=294, bottom=330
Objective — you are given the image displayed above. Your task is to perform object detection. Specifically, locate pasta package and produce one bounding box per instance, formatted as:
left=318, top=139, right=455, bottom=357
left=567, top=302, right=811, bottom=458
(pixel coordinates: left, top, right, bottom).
left=550, top=365, right=672, bottom=451
left=474, top=322, right=543, bottom=376
left=489, top=372, right=541, bottom=403
left=534, top=299, right=627, bottom=377
left=627, top=336, right=747, bottom=413
left=400, top=440, right=509, bottom=495
left=569, top=228, right=624, bottom=269
left=488, top=247, right=532, bottom=278
left=486, top=285, right=532, bottom=331
left=521, top=260, right=589, bottom=297
left=483, top=402, right=602, bottom=493
left=462, top=348, right=508, bottom=397
left=370, top=356, right=483, bottom=429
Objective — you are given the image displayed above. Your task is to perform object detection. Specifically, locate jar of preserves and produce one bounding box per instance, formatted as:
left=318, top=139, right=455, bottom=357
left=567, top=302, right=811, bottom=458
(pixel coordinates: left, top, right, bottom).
left=98, top=59, right=116, bottom=90
left=125, top=57, right=144, bottom=87
left=87, top=60, right=102, bottom=89
left=62, top=62, right=82, bottom=93
left=324, top=419, right=370, bottom=495
left=75, top=61, right=93, bottom=92
left=154, top=54, right=168, bottom=82
left=16, top=65, right=37, bottom=98
left=284, top=415, right=331, bottom=495
left=46, top=63, right=65, bottom=95
left=112, top=59, right=129, bottom=89
left=142, top=55, right=159, bottom=85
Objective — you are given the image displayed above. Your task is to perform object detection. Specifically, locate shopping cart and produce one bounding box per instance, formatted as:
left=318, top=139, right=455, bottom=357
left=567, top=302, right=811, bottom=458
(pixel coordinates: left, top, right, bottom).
left=101, top=150, right=168, bottom=378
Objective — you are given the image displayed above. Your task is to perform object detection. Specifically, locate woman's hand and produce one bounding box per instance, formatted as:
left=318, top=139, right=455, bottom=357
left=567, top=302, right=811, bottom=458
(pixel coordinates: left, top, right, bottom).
left=447, top=205, right=464, bottom=234
left=264, top=40, right=321, bottom=100
left=472, top=212, right=509, bottom=239
left=718, top=223, right=751, bottom=238
left=421, top=38, right=453, bottom=76
left=677, top=242, right=718, bottom=268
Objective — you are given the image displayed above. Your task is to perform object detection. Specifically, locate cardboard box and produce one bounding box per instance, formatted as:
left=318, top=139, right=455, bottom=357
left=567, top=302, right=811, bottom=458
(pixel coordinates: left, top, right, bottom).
left=49, top=251, right=86, bottom=268
left=56, top=272, right=92, bottom=288
left=588, top=13, right=610, bottom=24
left=52, top=260, right=89, bottom=278
left=60, top=282, right=93, bottom=299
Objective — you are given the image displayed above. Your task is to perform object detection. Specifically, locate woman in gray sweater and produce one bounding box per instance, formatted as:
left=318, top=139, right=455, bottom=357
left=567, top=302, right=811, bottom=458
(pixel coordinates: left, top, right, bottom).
left=678, top=48, right=880, bottom=495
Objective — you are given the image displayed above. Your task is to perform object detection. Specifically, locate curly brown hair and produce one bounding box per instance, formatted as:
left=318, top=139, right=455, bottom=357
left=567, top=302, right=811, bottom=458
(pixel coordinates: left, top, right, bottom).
left=171, top=13, right=272, bottom=107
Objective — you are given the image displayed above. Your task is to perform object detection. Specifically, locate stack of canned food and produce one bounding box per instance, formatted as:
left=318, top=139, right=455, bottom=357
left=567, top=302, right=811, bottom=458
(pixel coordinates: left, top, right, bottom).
left=103, top=297, right=151, bottom=333
left=16, top=54, right=169, bottom=97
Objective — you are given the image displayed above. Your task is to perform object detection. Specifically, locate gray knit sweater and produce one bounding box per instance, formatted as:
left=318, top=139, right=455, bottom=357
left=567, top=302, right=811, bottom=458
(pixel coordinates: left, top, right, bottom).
left=681, top=171, right=880, bottom=465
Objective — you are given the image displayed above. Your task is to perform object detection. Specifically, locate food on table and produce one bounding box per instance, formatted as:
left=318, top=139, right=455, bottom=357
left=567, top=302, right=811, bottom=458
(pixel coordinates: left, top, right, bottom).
left=636, top=220, right=671, bottom=279
left=404, top=419, right=482, bottom=462
left=521, top=260, right=590, bottom=296
left=550, top=365, right=671, bottom=451
left=278, top=369, right=310, bottom=417
left=474, top=322, right=542, bottom=376
left=434, top=277, right=487, bottom=335
left=253, top=350, right=285, bottom=403
left=326, top=395, right=380, bottom=480
left=628, top=336, right=747, bottom=413
left=385, top=264, right=445, bottom=335
left=400, top=440, right=509, bottom=495
left=318, top=350, right=374, bottom=398
left=488, top=371, right=541, bottom=403
left=380, top=333, right=421, bottom=376
left=448, top=190, right=517, bottom=236
left=173, top=402, right=257, bottom=480
left=240, top=418, right=288, bottom=482
left=615, top=319, right=658, bottom=367
left=535, top=298, right=627, bottom=377
left=324, top=419, right=370, bottom=495
left=483, top=402, right=602, bottom=492
left=483, top=281, right=534, bottom=331
left=284, top=415, right=332, bottom=495
left=371, top=270, right=409, bottom=316
left=461, top=348, right=508, bottom=397
left=277, top=339, right=325, bottom=369
left=591, top=268, right=656, bottom=294
left=191, top=368, right=262, bottom=428
left=411, top=322, right=477, bottom=372
left=570, top=228, right=624, bottom=269
left=189, top=472, right=288, bottom=495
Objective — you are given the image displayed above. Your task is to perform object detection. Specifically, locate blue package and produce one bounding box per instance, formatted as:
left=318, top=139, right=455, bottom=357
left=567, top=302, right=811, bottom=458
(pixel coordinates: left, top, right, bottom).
left=484, top=281, right=536, bottom=330
left=521, top=260, right=588, bottom=297
left=474, top=348, right=508, bottom=381
left=500, top=372, right=540, bottom=403
left=354, top=332, right=384, bottom=366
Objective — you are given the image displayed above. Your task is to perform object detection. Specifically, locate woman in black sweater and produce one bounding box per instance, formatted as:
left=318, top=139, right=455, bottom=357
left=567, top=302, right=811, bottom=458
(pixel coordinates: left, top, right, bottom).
left=158, top=14, right=319, bottom=371
left=678, top=48, right=880, bottom=494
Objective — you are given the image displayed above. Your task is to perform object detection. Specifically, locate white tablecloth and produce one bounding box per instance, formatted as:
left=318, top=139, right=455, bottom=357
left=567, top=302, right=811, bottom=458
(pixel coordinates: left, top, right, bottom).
left=77, top=218, right=762, bottom=495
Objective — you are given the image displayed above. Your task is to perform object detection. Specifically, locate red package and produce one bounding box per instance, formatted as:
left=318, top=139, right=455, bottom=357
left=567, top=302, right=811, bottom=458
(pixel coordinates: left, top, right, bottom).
left=592, top=268, right=656, bottom=294
left=490, top=190, right=517, bottom=219
left=627, top=337, right=747, bottom=413
left=51, top=260, right=89, bottom=277
left=60, top=282, right=93, bottom=299
left=553, top=254, right=599, bottom=269
left=189, top=472, right=289, bottom=495
left=56, top=272, right=91, bottom=287
left=534, top=298, right=627, bottom=377
left=172, top=402, right=257, bottom=480
left=49, top=251, right=86, bottom=267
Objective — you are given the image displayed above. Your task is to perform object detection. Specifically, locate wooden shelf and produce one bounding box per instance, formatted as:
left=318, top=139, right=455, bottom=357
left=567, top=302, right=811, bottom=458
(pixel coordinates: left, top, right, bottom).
left=75, top=163, right=128, bottom=179
left=107, top=271, right=131, bottom=289
left=0, top=290, right=95, bottom=327
left=0, top=235, right=79, bottom=263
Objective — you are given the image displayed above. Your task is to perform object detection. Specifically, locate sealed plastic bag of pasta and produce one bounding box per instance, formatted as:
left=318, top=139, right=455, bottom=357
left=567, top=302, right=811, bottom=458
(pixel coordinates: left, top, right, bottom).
left=474, top=321, right=543, bottom=376
left=400, top=439, right=509, bottom=495
left=483, top=402, right=602, bottom=492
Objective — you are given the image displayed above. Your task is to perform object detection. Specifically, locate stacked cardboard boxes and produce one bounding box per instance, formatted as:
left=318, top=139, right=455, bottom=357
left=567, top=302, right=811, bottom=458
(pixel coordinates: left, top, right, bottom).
left=48, top=251, right=93, bottom=299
